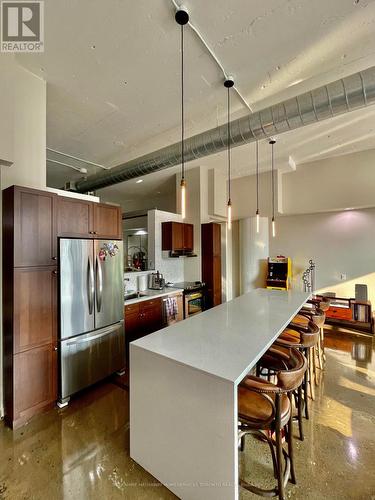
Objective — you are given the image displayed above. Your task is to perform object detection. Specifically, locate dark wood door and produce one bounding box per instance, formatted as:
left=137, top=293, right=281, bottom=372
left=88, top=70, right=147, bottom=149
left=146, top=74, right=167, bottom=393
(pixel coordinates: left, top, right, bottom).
left=57, top=197, right=93, bottom=237
left=13, top=343, right=57, bottom=423
left=212, top=256, right=222, bottom=306
left=212, top=223, right=221, bottom=257
left=14, top=187, right=56, bottom=267
left=202, top=223, right=222, bottom=309
left=13, top=267, right=57, bottom=353
left=183, top=223, right=194, bottom=251
left=93, top=204, right=122, bottom=239
left=125, top=303, right=140, bottom=342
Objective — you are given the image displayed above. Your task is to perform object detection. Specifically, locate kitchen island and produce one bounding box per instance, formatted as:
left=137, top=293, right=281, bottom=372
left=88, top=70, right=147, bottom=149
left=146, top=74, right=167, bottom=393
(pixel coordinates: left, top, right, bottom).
left=130, top=288, right=310, bottom=500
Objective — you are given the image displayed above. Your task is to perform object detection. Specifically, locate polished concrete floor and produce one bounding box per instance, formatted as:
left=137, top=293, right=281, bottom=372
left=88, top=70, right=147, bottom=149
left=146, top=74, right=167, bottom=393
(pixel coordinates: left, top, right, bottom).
left=0, top=331, right=374, bottom=499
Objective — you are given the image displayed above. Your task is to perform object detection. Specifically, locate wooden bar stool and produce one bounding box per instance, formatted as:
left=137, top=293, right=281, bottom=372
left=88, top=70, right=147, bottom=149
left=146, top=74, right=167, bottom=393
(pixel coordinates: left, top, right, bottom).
left=275, top=320, right=319, bottom=436
left=309, top=297, right=331, bottom=365
left=290, top=310, right=324, bottom=399
left=238, top=347, right=307, bottom=500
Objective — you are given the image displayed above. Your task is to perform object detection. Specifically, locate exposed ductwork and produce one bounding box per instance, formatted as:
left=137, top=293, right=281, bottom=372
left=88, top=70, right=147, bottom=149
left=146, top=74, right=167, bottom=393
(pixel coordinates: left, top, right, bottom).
left=75, top=66, right=375, bottom=193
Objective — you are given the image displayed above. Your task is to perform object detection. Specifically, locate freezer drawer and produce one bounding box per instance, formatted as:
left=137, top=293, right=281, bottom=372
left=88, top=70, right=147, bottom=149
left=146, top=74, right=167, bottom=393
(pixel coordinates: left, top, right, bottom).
left=59, top=321, right=125, bottom=400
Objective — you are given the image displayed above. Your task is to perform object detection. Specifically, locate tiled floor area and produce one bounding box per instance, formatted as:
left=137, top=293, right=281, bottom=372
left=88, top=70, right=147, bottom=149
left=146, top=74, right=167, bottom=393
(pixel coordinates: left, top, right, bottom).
left=0, top=331, right=374, bottom=499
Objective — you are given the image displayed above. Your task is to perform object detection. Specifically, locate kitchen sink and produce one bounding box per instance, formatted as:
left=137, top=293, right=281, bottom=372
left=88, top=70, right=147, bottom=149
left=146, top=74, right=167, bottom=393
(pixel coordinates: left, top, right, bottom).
left=124, top=292, right=148, bottom=301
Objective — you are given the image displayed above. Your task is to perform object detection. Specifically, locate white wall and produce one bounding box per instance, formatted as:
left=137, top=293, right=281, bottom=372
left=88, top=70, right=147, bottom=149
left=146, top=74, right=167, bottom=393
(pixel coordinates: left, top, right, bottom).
left=231, top=170, right=275, bottom=220
left=148, top=209, right=184, bottom=284
left=0, top=58, right=47, bottom=418
left=282, top=149, right=375, bottom=214
left=0, top=62, right=46, bottom=189
left=269, top=208, right=375, bottom=303
left=239, top=217, right=269, bottom=294
left=231, top=149, right=375, bottom=221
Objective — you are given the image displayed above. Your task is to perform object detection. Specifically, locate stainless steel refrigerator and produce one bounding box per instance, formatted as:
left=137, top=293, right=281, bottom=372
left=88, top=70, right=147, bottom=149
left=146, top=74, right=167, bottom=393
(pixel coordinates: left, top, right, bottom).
left=58, top=239, right=125, bottom=406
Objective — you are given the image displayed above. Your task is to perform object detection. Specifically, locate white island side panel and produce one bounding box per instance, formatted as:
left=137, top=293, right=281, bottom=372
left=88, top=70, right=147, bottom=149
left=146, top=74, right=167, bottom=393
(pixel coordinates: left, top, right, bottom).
left=130, top=345, right=238, bottom=500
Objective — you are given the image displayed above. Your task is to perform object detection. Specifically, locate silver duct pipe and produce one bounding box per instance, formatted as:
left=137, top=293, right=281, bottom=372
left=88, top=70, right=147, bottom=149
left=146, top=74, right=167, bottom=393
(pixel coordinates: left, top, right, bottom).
left=75, top=66, right=375, bottom=193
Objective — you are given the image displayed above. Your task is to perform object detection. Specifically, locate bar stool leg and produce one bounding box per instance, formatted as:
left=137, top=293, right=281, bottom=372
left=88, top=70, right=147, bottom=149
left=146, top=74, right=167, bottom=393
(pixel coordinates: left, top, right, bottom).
left=317, top=333, right=324, bottom=370
left=286, top=398, right=296, bottom=485
left=303, top=364, right=309, bottom=420
left=308, top=348, right=316, bottom=401
left=297, top=385, right=304, bottom=441
left=275, top=422, right=285, bottom=500
left=321, top=327, right=326, bottom=363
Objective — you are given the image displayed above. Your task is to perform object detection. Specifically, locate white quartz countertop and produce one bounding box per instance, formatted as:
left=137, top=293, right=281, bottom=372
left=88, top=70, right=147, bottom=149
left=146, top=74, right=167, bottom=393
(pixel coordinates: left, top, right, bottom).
left=124, top=287, right=184, bottom=305
left=131, top=289, right=310, bottom=384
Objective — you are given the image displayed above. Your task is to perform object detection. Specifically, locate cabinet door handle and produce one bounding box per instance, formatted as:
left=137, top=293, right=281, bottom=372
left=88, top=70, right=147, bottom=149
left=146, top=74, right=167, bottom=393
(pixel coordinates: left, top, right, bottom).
left=52, top=270, right=58, bottom=276
left=53, top=346, right=58, bottom=351
left=51, top=256, right=57, bottom=261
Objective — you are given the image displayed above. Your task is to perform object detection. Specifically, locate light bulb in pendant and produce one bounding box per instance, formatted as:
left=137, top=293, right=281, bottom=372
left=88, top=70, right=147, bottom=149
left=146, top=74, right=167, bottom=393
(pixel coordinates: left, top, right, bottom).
left=272, top=217, right=276, bottom=238
left=180, top=178, right=186, bottom=220
left=227, top=200, right=232, bottom=231
left=256, top=209, right=260, bottom=233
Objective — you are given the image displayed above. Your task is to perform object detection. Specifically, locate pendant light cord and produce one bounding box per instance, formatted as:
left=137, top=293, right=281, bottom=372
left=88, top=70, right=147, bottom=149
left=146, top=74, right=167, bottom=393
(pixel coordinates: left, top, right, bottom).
left=256, top=140, right=259, bottom=212
left=181, top=25, right=185, bottom=181
left=271, top=141, right=275, bottom=219
left=227, top=86, right=231, bottom=202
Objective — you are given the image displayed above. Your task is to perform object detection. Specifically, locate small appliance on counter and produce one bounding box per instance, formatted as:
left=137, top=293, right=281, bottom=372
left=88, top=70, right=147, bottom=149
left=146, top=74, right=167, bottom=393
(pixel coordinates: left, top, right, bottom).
left=168, top=281, right=206, bottom=318
left=148, top=271, right=165, bottom=290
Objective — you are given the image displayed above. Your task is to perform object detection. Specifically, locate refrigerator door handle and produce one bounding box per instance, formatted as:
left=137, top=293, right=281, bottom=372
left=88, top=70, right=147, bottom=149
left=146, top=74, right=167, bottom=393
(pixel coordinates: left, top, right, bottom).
left=96, top=256, right=103, bottom=312
left=87, top=256, right=95, bottom=315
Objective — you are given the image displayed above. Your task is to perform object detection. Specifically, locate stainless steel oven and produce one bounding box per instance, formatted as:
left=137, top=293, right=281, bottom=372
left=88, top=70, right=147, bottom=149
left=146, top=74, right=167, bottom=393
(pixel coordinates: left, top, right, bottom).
left=185, top=291, right=204, bottom=318
left=167, top=281, right=206, bottom=319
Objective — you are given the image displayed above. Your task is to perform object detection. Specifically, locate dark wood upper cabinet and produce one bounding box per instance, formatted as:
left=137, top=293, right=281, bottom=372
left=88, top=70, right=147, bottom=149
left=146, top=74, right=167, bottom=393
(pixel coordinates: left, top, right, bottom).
left=162, top=222, right=194, bottom=253
left=57, top=199, right=122, bottom=240
left=57, top=197, right=93, bottom=237
left=183, top=223, right=194, bottom=252
left=5, top=186, right=57, bottom=267
left=93, top=203, right=122, bottom=239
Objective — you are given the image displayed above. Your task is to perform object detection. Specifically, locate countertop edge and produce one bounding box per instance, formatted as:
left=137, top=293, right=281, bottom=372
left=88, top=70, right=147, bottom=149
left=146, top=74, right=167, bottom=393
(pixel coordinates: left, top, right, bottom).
left=124, top=288, right=184, bottom=306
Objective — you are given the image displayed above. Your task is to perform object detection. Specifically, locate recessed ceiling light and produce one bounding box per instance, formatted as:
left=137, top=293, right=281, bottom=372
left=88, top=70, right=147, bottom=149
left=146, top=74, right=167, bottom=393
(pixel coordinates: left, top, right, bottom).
left=136, top=179, right=143, bottom=184
left=91, top=45, right=96, bottom=49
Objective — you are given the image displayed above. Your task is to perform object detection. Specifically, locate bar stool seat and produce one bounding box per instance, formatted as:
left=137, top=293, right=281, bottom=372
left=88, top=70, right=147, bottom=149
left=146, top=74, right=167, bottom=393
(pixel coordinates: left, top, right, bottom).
left=238, top=383, right=291, bottom=427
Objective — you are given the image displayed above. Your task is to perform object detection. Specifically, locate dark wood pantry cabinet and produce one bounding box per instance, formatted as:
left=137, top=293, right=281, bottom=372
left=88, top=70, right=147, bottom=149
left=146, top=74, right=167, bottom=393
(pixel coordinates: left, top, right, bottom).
left=2, top=185, right=123, bottom=429
left=201, top=223, right=222, bottom=309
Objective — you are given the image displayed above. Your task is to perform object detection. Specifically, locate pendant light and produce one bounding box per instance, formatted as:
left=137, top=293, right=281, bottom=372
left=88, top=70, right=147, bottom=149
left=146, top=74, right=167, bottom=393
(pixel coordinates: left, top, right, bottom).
left=224, top=77, right=234, bottom=230
left=255, top=140, right=260, bottom=233
left=175, top=8, right=189, bottom=220
left=269, top=139, right=276, bottom=238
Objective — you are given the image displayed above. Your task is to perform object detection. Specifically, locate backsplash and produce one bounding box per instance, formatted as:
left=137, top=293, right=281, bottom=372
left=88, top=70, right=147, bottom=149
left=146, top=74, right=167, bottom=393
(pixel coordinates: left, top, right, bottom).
left=124, top=270, right=152, bottom=293
left=148, top=209, right=184, bottom=285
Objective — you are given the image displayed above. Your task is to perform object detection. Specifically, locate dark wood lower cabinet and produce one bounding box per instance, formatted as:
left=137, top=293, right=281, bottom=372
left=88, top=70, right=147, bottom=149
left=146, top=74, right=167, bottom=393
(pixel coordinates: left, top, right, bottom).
left=125, top=298, right=163, bottom=355
left=11, top=344, right=57, bottom=427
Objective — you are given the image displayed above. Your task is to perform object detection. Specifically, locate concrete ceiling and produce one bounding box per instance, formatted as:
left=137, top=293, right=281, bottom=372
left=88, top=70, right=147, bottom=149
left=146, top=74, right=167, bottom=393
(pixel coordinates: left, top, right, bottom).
left=16, top=0, right=375, bottom=204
